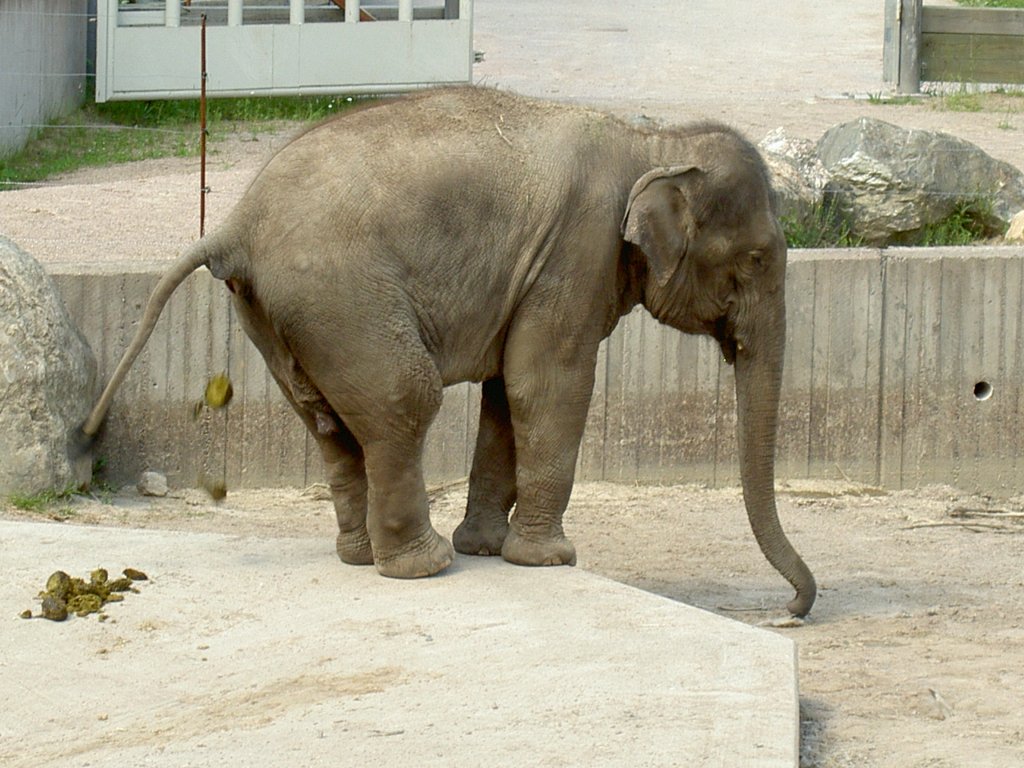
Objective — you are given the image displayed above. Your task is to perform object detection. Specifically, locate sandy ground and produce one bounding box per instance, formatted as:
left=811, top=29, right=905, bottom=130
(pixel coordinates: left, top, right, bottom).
left=2, top=100, right=1023, bottom=768
left=3, top=3, right=1024, bottom=762
left=3, top=479, right=1023, bottom=767
left=2, top=96, right=1023, bottom=269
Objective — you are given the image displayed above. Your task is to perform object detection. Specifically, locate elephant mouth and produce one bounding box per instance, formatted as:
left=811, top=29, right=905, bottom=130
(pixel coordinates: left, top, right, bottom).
left=713, top=315, right=738, bottom=365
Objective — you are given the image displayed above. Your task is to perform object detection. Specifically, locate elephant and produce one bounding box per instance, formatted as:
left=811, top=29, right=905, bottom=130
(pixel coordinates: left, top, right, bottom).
left=81, top=86, right=816, bottom=617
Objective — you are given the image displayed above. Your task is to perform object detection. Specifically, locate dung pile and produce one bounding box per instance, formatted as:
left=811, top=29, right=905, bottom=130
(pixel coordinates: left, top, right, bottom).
left=21, top=567, right=149, bottom=621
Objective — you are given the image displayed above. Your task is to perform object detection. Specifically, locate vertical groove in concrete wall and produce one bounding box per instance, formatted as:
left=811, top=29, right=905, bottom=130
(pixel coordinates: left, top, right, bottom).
left=873, top=253, right=890, bottom=489
left=0, top=0, right=87, bottom=158
left=48, top=247, right=1024, bottom=496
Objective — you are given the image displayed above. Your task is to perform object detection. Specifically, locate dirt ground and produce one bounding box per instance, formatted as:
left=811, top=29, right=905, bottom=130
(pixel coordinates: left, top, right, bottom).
left=2, top=92, right=1024, bottom=268
left=3, top=63, right=1024, bottom=768
left=3, top=478, right=1022, bottom=768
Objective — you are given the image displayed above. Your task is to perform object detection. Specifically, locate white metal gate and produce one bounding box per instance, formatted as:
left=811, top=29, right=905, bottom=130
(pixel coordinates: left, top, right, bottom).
left=95, top=0, right=473, bottom=102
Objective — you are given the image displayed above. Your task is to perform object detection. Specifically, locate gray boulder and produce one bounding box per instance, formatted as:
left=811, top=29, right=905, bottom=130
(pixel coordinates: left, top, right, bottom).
left=759, top=128, right=829, bottom=230
left=0, top=236, right=96, bottom=497
left=817, top=118, right=1024, bottom=246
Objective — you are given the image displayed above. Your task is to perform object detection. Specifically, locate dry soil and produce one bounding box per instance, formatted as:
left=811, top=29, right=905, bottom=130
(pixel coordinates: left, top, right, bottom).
left=2, top=479, right=1023, bottom=768
left=2, top=73, right=1024, bottom=768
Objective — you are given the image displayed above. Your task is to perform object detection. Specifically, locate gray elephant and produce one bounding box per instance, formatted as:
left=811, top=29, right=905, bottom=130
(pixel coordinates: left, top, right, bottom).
left=82, top=87, right=816, bottom=616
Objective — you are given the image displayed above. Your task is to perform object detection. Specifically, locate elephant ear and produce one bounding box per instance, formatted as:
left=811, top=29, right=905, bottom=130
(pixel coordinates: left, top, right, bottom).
left=620, top=165, right=700, bottom=288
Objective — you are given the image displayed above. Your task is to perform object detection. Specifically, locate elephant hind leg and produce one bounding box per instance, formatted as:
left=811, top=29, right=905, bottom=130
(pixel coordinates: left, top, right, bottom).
left=309, top=335, right=454, bottom=579
left=231, top=294, right=372, bottom=564
left=454, top=377, right=516, bottom=556
left=274, top=357, right=375, bottom=565
left=319, top=422, right=373, bottom=566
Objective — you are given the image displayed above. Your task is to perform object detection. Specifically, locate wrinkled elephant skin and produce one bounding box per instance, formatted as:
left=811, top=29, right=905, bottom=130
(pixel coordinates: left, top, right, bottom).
left=82, top=87, right=816, bottom=615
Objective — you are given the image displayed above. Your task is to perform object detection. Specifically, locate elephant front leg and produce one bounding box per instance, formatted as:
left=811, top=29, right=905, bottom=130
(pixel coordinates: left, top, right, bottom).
left=500, top=345, right=597, bottom=568
left=453, top=377, right=517, bottom=556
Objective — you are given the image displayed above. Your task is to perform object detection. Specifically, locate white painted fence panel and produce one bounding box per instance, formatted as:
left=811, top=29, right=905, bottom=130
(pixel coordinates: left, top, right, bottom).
left=96, top=0, right=473, bottom=102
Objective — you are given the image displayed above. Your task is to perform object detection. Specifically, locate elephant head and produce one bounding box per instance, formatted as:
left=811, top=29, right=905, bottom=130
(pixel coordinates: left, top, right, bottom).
left=621, top=132, right=816, bottom=616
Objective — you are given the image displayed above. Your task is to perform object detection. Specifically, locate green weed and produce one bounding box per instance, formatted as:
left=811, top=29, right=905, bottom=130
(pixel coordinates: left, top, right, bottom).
left=941, top=90, right=985, bottom=112
left=867, top=93, right=920, bottom=106
left=8, top=486, right=79, bottom=512
left=783, top=200, right=862, bottom=249
left=956, top=0, right=1024, bottom=8
left=0, top=92, right=361, bottom=190
left=784, top=197, right=999, bottom=248
left=915, top=198, right=1000, bottom=246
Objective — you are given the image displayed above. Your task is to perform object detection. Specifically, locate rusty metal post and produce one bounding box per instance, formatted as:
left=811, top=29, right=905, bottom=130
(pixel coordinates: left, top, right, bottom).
left=200, top=14, right=209, bottom=238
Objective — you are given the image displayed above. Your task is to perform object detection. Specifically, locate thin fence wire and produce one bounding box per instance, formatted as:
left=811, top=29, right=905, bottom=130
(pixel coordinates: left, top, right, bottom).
left=1, top=5, right=1021, bottom=202
left=2, top=124, right=197, bottom=136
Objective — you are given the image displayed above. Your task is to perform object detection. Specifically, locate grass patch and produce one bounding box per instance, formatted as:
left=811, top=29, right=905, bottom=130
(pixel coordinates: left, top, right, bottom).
left=0, top=108, right=195, bottom=189
left=867, top=93, right=920, bottom=106
left=914, top=199, right=1000, bottom=246
left=956, top=0, right=1024, bottom=8
left=784, top=197, right=1000, bottom=248
left=8, top=486, right=79, bottom=512
left=941, top=90, right=985, bottom=112
left=783, top=201, right=863, bottom=249
left=1, top=92, right=359, bottom=190
left=869, top=85, right=1024, bottom=113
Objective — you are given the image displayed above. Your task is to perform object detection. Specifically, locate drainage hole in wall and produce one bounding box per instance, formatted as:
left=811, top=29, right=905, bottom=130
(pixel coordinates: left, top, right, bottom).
left=974, top=381, right=993, bottom=401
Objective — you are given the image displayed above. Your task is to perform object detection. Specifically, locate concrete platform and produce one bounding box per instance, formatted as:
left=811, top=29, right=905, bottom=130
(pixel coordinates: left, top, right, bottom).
left=1, top=520, right=797, bottom=767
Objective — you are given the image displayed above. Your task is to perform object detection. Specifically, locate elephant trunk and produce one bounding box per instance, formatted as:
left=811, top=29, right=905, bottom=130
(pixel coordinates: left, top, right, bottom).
left=733, top=291, right=816, bottom=617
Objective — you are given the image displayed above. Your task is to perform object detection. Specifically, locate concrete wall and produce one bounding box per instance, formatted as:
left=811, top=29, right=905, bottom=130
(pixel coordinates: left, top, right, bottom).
left=48, top=246, right=1024, bottom=495
left=0, top=0, right=88, bottom=158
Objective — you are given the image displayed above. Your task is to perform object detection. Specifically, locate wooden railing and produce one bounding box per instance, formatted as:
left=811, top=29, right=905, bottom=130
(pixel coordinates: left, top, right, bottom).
left=884, top=0, right=1024, bottom=93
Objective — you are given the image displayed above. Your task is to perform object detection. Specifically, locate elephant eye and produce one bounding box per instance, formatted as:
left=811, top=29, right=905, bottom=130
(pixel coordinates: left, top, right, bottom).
left=740, top=250, right=766, bottom=272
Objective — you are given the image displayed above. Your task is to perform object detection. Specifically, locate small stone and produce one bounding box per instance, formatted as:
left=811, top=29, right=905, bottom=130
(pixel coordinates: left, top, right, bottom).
left=19, top=609, right=33, bottom=619
left=137, top=471, right=168, bottom=497
left=1006, top=210, right=1024, bottom=242
left=123, top=568, right=149, bottom=582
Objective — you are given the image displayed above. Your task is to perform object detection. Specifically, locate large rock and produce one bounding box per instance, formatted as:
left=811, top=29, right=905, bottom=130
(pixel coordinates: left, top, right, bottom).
left=759, top=128, right=829, bottom=231
left=817, top=118, right=1024, bottom=246
left=0, top=236, right=96, bottom=496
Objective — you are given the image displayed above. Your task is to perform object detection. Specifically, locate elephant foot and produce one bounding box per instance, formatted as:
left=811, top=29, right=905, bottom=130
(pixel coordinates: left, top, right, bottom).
left=501, top=527, right=576, bottom=567
left=452, top=516, right=508, bottom=556
left=374, top=528, right=455, bottom=579
left=336, top=527, right=374, bottom=566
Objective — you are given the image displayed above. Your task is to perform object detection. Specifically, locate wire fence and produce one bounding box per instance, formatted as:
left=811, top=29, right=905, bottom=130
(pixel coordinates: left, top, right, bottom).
left=1, top=1, right=1022, bottom=261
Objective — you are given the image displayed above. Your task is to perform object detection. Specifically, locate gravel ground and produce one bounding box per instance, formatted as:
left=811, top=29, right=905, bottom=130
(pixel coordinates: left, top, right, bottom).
left=3, top=479, right=1023, bottom=768
left=2, top=2, right=1024, bottom=765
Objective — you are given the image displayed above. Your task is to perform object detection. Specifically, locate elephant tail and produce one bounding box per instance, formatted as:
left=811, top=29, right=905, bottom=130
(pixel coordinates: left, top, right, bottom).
left=76, top=234, right=230, bottom=446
